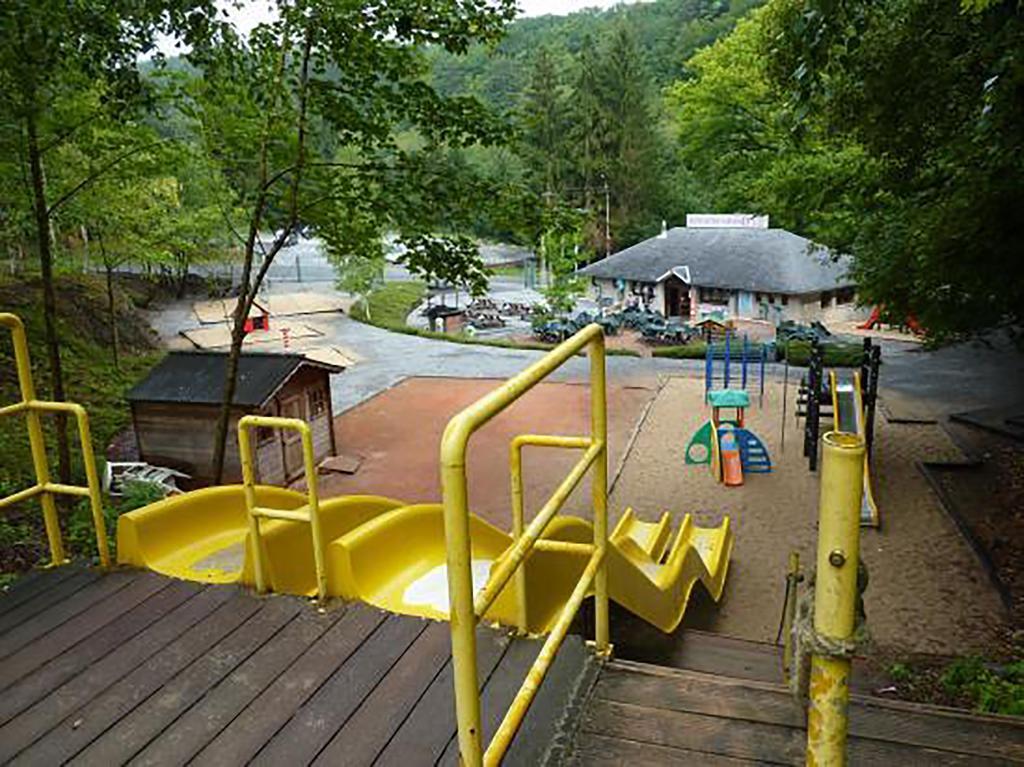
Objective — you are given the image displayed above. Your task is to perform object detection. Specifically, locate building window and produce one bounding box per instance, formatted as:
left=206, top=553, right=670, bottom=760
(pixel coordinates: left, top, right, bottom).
left=820, top=291, right=833, bottom=309
left=700, top=286, right=730, bottom=306
left=308, top=387, right=328, bottom=418
left=781, top=294, right=789, bottom=306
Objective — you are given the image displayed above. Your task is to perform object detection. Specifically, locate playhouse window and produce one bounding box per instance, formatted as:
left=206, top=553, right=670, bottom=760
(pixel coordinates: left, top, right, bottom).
left=308, top=387, right=328, bottom=418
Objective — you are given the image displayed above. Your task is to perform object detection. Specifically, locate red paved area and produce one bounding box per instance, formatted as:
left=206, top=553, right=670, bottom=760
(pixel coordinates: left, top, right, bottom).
left=317, top=377, right=656, bottom=530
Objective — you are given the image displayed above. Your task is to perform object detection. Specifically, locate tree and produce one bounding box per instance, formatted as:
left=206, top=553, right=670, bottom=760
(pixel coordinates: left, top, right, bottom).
left=761, top=0, right=1024, bottom=338
left=400, top=234, right=490, bottom=304
left=569, top=36, right=603, bottom=213
left=538, top=204, right=588, bottom=314
left=186, top=0, right=516, bottom=481
left=520, top=46, right=570, bottom=198
left=664, top=6, right=878, bottom=247
left=0, top=0, right=216, bottom=481
left=595, top=23, right=667, bottom=247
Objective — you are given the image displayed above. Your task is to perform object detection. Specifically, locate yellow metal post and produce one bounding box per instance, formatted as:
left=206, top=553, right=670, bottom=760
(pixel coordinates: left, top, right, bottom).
left=300, top=419, right=327, bottom=601
left=509, top=439, right=528, bottom=634
left=441, top=418, right=483, bottom=767
left=1, top=314, right=64, bottom=565
left=237, top=418, right=266, bottom=593
left=238, top=415, right=327, bottom=600
left=806, top=432, right=865, bottom=767
left=440, top=324, right=607, bottom=767
left=589, top=335, right=610, bottom=655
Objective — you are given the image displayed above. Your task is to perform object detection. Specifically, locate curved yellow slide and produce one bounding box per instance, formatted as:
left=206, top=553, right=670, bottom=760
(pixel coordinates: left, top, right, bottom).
left=119, top=489, right=731, bottom=635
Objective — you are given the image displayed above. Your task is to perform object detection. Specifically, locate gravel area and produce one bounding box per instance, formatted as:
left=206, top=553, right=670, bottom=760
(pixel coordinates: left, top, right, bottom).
left=609, top=375, right=1008, bottom=656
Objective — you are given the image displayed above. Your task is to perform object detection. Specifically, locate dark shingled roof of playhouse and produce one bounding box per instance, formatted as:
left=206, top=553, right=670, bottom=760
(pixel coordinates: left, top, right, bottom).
left=127, top=351, right=343, bottom=407
left=578, top=227, right=855, bottom=294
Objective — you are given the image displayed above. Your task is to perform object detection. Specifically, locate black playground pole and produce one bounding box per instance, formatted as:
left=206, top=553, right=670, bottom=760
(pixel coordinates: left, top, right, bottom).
left=866, top=344, right=881, bottom=456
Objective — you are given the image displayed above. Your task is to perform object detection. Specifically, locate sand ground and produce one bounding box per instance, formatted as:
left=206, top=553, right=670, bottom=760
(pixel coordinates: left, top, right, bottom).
left=610, top=376, right=1008, bottom=656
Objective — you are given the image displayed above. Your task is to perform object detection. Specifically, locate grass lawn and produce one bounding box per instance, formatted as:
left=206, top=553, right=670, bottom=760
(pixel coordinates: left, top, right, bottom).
left=348, top=280, right=427, bottom=326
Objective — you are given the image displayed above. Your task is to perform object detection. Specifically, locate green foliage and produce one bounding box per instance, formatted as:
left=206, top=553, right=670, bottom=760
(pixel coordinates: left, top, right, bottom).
left=888, top=662, right=914, bottom=684
left=0, top=275, right=158, bottom=492
left=538, top=204, right=589, bottom=313
left=760, top=0, right=1024, bottom=338
left=652, top=343, right=709, bottom=359
left=664, top=6, right=878, bottom=249
left=781, top=340, right=863, bottom=368
left=426, top=0, right=759, bottom=252
left=399, top=234, right=490, bottom=299
left=941, top=656, right=1024, bottom=716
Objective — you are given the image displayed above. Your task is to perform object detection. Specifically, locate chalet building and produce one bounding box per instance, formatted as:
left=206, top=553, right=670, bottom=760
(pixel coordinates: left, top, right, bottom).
left=578, top=215, right=863, bottom=324
left=127, top=351, right=342, bottom=484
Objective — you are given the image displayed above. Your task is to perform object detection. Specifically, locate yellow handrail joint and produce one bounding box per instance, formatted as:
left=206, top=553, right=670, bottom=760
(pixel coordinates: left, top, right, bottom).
left=442, top=323, right=610, bottom=767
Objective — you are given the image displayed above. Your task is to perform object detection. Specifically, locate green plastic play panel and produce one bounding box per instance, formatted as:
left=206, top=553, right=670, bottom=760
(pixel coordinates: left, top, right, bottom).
left=707, top=389, right=750, bottom=408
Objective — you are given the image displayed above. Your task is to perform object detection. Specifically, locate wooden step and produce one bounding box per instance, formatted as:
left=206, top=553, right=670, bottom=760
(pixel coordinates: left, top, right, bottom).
left=569, top=658, right=1024, bottom=765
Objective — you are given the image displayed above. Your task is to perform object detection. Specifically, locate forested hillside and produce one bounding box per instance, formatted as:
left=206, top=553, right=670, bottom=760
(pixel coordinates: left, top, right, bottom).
left=426, top=0, right=760, bottom=254
left=427, top=0, right=759, bottom=100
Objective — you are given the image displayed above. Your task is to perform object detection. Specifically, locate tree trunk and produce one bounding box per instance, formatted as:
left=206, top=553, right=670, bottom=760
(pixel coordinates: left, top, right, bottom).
left=99, top=237, right=120, bottom=369
left=26, top=110, right=72, bottom=485
left=211, top=20, right=314, bottom=484
left=175, top=253, right=189, bottom=298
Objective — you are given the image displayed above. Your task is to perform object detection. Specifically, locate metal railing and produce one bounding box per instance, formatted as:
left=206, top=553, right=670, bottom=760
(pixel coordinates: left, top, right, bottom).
left=0, top=313, right=110, bottom=567
left=237, top=415, right=327, bottom=600
left=441, top=323, right=610, bottom=767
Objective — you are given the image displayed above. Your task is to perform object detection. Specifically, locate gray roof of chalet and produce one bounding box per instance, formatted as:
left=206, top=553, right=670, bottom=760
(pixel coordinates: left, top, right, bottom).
left=578, top=227, right=854, bottom=294
left=127, top=351, right=342, bottom=407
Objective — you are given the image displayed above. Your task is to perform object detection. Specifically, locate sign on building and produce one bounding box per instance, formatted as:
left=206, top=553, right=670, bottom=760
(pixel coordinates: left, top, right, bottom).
left=686, top=213, right=769, bottom=229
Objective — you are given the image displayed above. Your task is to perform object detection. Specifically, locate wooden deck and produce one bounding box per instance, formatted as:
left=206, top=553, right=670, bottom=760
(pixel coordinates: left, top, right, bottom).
left=0, top=566, right=593, bottom=766
left=570, top=652, right=1024, bottom=765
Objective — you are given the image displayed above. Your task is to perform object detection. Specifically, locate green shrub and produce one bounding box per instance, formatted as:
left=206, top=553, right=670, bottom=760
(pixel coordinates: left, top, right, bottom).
left=888, top=662, right=914, bottom=684
left=941, top=656, right=1024, bottom=716
left=780, top=339, right=864, bottom=368
left=653, top=342, right=707, bottom=359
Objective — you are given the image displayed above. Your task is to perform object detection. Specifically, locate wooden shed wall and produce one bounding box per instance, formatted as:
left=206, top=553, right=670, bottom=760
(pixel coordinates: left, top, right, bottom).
left=131, top=365, right=336, bottom=486
left=132, top=402, right=247, bottom=482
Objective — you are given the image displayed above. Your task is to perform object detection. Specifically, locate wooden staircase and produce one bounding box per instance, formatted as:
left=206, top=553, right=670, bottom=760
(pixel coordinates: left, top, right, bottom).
left=567, top=632, right=1024, bottom=765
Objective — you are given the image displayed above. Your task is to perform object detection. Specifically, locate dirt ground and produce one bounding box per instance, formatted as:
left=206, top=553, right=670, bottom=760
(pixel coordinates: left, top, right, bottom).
left=317, top=377, right=657, bottom=529
left=609, top=376, right=1009, bottom=657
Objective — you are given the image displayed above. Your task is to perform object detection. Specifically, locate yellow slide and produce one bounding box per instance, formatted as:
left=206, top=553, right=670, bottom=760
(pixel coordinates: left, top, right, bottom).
left=118, top=490, right=731, bottom=635
left=829, top=370, right=880, bottom=527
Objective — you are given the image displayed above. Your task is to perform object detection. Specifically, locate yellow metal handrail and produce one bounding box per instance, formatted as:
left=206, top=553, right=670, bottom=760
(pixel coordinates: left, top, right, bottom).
left=237, top=414, right=327, bottom=600
left=441, top=323, right=610, bottom=767
left=0, top=313, right=110, bottom=568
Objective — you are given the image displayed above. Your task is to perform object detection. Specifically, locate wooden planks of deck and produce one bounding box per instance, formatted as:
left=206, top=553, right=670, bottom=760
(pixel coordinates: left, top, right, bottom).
left=0, top=566, right=593, bottom=766
left=570, top=658, right=1024, bottom=765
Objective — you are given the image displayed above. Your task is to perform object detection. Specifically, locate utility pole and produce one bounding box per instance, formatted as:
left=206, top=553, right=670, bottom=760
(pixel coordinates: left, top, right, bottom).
left=601, top=174, right=611, bottom=257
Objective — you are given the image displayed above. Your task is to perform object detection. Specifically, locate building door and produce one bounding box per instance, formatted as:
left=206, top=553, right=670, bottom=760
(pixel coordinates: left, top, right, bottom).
left=663, top=278, right=691, bottom=318
left=280, top=395, right=305, bottom=480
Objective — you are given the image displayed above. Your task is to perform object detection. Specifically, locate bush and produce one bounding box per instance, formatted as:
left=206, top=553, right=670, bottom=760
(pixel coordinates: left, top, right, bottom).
left=941, top=656, right=1024, bottom=716
left=780, top=339, right=864, bottom=367
left=652, top=342, right=708, bottom=359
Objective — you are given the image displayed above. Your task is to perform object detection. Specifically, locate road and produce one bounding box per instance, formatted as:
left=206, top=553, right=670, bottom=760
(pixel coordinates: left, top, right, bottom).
left=147, top=237, right=1024, bottom=419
